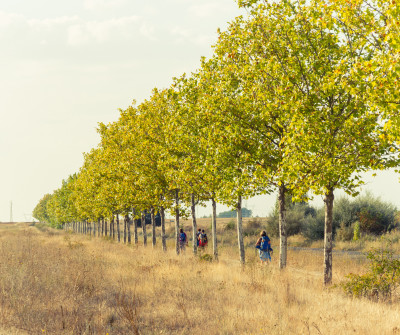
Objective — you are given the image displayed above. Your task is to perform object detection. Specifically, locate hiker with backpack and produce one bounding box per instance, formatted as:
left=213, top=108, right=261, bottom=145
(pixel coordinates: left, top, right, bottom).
left=179, top=228, right=188, bottom=251
left=255, top=231, right=273, bottom=263
left=199, top=229, right=208, bottom=248
left=196, top=228, right=202, bottom=247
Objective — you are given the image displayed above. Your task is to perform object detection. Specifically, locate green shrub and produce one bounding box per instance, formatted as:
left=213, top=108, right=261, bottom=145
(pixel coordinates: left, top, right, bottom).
left=353, top=221, right=360, bottom=241
left=268, top=194, right=315, bottom=237
left=336, top=222, right=354, bottom=241
left=224, top=220, right=236, bottom=231
left=302, top=211, right=325, bottom=241
left=199, top=253, right=213, bottom=262
left=340, top=243, right=400, bottom=302
left=244, top=218, right=263, bottom=236
left=338, top=193, right=398, bottom=235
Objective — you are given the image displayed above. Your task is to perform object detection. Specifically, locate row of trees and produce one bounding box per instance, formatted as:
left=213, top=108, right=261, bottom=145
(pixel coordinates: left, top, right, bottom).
left=33, top=0, right=400, bottom=285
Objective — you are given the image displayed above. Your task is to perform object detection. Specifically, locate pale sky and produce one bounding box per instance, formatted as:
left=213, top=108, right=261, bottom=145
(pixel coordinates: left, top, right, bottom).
left=1, top=0, right=399, bottom=222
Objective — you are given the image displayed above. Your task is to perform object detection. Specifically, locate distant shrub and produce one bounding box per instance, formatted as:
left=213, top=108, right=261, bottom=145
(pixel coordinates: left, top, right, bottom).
left=218, top=208, right=252, bottom=218
left=336, top=222, right=354, bottom=242
left=224, top=220, right=236, bottom=231
left=302, top=210, right=325, bottom=241
left=268, top=193, right=317, bottom=238
left=335, top=193, right=398, bottom=236
left=341, top=243, right=400, bottom=302
left=244, top=218, right=263, bottom=236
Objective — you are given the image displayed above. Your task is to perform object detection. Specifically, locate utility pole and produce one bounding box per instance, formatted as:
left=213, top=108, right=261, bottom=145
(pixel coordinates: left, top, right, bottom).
left=10, top=201, right=13, bottom=223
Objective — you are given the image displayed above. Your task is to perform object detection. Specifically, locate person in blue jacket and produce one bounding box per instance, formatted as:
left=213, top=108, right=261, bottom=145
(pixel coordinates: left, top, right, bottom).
left=255, top=230, right=273, bottom=263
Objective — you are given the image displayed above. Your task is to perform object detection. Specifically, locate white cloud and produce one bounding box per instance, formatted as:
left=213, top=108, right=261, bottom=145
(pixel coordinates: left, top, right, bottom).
left=67, top=24, right=89, bottom=46
left=170, top=25, right=190, bottom=38
left=0, top=11, right=24, bottom=27
left=194, top=33, right=216, bottom=47
left=27, top=16, right=79, bottom=28
left=67, top=16, right=141, bottom=46
left=139, top=22, right=156, bottom=40
left=188, top=3, right=225, bottom=18
left=84, top=0, right=128, bottom=10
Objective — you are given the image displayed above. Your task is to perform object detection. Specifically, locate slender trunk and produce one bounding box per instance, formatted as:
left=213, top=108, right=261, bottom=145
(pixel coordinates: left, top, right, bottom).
left=324, top=188, right=334, bottom=285
left=175, top=189, right=180, bottom=255
left=112, top=216, right=115, bottom=240
left=105, top=218, right=108, bottom=237
left=161, top=206, right=166, bottom=252
left=132, top=208, right=138, bottom=245
left=191, top=194, right=198, bottom=255
left=101, top=218, right=104, bottom=236
left=125, top=214, right=130, bottom=244
left=237, top=195, right=245, bottom=265
left=141, top=211, right=147, bottom=246
left=211, top=198, right=218, bottom=261
left=93, top=221, right=95, bottom=236
left=117, top=214, right=121, bottom=242
left=98, top=218, right=100, bottom=237
left=151, top=207, right=156, bottom=247
left=278, top=184, right=287, bottom=269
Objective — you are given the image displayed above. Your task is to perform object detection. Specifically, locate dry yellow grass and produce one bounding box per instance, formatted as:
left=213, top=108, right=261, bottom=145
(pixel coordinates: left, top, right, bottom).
left=0, top=222, right=400, bottom=334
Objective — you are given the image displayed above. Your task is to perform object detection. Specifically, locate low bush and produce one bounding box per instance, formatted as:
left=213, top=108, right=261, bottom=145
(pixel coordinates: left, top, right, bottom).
left=224, top=220, right=236, bottom=231
left=336, top=222, right=354, bottom=242
left=340, top=243, right=400, bottom=302
left=244, top=218, right=263, bottom=236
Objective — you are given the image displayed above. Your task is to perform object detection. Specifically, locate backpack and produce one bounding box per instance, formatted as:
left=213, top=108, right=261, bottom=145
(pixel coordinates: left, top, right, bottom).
left=260, top=236, right=270, bottom=251
left=179, top=232, right=187, bottom=242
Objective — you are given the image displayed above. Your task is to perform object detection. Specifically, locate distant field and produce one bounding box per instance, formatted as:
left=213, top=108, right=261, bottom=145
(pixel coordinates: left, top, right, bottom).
left=0, top=222, right=399, bottom=334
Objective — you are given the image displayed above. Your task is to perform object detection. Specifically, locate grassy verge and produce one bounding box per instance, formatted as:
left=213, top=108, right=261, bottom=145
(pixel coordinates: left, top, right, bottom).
left=0, top=223, right=399, bottom=334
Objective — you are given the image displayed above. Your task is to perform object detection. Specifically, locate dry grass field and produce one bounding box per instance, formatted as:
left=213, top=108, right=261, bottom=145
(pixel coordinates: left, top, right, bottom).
left=0, top=221, right=400, bottom=334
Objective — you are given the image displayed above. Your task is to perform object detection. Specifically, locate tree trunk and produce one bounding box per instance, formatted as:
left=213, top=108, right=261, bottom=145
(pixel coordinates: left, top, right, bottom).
left=151, top=207, right=156, bottom=247
left=125, top=214, right=130, bottom=244
left=132, top=208, right=138, bottom=244
left=175, top=189, right=180, bottom=255
left=211, top=198, right=218, bottom=261
left=324, top=187, right=334, bottom=285
left=160, top=205, right=166, bottom=252
left=101, top=218, right=104, bottom=236
left=237, top=195, right=245, bottom=265
left=141, top=211, right=147, bottom=246
left=105, top=218, right=108, bottom=237
left=278, top=184, right=287, bottom=269
left=112, top=216, right=115, bottom=240
left=191, top=194, right=198, bottom=255
left=98, top=218, right=100, bottom=237
left=117, top=214, right=121, bottom=242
